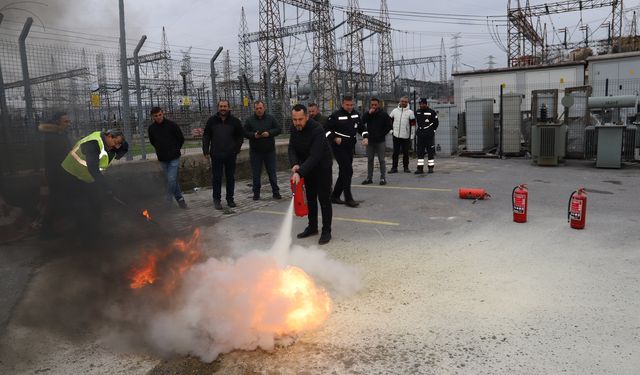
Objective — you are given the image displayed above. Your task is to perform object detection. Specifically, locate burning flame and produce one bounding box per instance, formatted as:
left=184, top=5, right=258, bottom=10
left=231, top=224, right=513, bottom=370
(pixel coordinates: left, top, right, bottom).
left=128, top=228, right=202, bottom=291
left=129, top=254, right=158, bottom=289
left=278, top=266, right=331, bottom=333
left=142, top=209, right=151, bottom=221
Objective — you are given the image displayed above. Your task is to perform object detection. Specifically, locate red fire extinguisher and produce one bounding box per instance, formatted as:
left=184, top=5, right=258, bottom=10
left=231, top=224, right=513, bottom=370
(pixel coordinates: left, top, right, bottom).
left=568, top=187, right=587, bottom=229
left=458, top=187, right=491, bottom=200
left=512, top=184, right=528, bottom=223
left=291, top=178, right=308, bottom=217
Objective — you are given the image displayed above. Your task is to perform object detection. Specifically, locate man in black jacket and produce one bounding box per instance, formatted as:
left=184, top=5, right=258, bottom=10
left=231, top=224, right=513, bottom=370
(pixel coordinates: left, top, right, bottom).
left=38, top=111, right=72, bottom=239
left=148, top=107, right=187, bottom=208
left=325, top=95, right=368, bottom=207
left=202, top=100, right=244, bottom=210
left=289, top=104, right=333, bottom=245
left=244, top=100, right=281, bottom=200
left=360, top=98, right=392, bottom=186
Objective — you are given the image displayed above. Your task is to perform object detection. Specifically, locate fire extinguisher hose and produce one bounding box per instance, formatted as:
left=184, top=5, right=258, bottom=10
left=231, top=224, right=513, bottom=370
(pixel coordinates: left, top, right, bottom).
left=567, top=191, right=576, bottom=222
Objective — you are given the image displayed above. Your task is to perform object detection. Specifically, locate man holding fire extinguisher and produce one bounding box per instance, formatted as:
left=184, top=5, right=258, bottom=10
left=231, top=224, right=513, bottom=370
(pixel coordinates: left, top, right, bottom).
left=289, top=104, right=333, bottom=245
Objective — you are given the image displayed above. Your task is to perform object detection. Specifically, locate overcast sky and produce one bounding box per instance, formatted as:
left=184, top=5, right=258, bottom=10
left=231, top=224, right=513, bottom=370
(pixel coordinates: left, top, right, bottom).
left=1, top=0, right=639, bottom=81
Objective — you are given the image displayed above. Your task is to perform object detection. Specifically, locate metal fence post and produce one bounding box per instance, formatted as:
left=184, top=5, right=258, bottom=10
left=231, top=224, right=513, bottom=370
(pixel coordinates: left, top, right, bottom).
left=18, top=17, right=34, bottom=129
left=210, top=47, right=223, bottom=106
left=134, top=35, right=147, bottom=160
left=499, top=83, right=504, bottom=158
left=118, top=0, right=133, bottom=160
left=0, top=13, right=11, bottom=181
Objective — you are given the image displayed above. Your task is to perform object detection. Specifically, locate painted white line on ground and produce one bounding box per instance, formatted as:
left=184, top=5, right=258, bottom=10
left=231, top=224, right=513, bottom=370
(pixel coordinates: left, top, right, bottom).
left=256, top=210, right=400, bottom=226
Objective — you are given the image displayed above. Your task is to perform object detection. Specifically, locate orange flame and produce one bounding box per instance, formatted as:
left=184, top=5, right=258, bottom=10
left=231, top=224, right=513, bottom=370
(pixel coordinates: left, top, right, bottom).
left=142, top=209, right=151, bottom=221
left=279, top=266, right=331, bottom=333
left=249, top=265, right=332, bottom=335
left=129, top=254, right=158, bottom=289
left=128, top=228, right=202, bottom=292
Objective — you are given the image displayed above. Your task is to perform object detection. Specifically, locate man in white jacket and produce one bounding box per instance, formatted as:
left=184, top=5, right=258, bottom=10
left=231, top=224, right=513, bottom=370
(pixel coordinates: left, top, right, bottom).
left=388, top=96, right=416, bottom=173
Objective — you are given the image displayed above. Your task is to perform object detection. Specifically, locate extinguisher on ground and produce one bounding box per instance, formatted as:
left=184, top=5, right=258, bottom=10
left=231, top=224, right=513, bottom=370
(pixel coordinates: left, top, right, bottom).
left=512, top=184, right=528, bottom=223
left=291, top=178, right=308, bottom=217
left=458, top=187, right=491, bottom=200
left=568, top=187, right=587, bottom=229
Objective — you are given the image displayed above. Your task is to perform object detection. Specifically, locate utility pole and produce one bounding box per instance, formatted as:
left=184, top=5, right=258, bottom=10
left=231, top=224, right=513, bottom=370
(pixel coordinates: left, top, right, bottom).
left=118, top=0, right=133, bottom=160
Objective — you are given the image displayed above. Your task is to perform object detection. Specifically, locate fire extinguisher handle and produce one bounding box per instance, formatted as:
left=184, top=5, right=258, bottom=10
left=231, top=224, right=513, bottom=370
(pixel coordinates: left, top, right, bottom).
left=567, top=191, right=576, bottom=222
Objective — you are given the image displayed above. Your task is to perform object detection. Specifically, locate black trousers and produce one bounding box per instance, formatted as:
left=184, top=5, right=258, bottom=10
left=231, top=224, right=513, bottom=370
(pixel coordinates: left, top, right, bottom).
left=416, top=134, right=436, bottom=162
left=67, top=176, right=103, bottom=242
left=305, top=167, right=332, bottom=234
left=331, top=140, right=355, bottom=201
left=392, top=136, right=411, bottom=169
left=211, top=154, right=237, bottom=201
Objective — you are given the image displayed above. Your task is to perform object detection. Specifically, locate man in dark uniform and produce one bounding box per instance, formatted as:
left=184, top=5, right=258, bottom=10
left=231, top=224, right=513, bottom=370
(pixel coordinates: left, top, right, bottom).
left=289, top=104, right=333, bottom=245
left=414, top=98, right=439, bottom=174
left=325, top=95, right=368, bottom=207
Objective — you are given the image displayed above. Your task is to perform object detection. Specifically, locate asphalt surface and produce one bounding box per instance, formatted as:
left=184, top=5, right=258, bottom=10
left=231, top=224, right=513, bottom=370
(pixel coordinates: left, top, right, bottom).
left=1, top=155, right=639, bottom=374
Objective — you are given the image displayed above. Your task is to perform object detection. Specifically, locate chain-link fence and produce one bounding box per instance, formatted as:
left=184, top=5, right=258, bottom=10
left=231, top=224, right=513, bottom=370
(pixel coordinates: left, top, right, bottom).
left=0, top=32, right=269, bottom=179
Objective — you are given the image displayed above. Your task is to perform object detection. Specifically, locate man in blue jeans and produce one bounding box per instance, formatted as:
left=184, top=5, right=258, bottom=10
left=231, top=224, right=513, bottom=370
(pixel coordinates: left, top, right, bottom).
left=244, top=100, right=281, bottom=200
left=148, top=107, right=187, bottom=208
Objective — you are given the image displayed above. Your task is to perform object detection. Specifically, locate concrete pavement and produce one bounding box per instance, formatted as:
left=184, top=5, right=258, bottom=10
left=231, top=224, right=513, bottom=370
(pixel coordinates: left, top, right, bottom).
left=1, top=155, right=639, bottom=374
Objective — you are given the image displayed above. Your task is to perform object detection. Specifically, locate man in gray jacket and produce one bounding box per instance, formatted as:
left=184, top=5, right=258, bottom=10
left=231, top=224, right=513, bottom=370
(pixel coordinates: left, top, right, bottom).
left=244, top=100, right=281, bottom=200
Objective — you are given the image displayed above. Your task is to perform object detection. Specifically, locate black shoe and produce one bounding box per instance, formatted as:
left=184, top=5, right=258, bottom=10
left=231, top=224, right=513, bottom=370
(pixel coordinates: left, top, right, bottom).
left=253, top=194, right=260, bottom=201
left=273, top=192, right=282, bottom=199
left=331, top=197, right=345, bottom=205
left=318, top=232, right=331, bottom=245
left=178, top=199, right=188, bottom=209
left=379, top=178, right=386, bottom=185
left=428, top=166, right=434, bottom=174
left=404, top=168, right=411, bottom=173
left=226, top=198, right=236, bottom=208
left=414, top=166, right=424, bottom=174
left=345, top=200, right=359, bottom=208
left=388, top=168, right=398, bottom=174
left=361, top=178, right=373, bottom=185
left=297, top=227, right=319, bottom=239
left=213, top=200, right=223, bottom=210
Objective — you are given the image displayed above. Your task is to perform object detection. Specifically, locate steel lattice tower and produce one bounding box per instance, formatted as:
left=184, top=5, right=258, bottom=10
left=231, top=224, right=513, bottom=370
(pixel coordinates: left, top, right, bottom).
left=238, top=7, right=253, bottom=83
left=611, top=0, right=623, bottom=52
left=451, top=33, right=461, bottom=74
left=347, top=0, right=367, bottom=97
left=258, top=0, right=287, bottom=117
left=439, top=37, right=447, bottom=85
left=222, top=50, right=232, bottom=100
left=313, top=0, right=338, bottom=111
left=378, top=0, right=394, bottom=95
left=160, top=26, right=174, bottom=107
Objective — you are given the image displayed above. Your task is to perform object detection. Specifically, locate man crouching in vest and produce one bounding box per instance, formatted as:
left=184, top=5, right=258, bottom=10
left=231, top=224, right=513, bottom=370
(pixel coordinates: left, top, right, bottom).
left=61, top=129, right=128, bottom=241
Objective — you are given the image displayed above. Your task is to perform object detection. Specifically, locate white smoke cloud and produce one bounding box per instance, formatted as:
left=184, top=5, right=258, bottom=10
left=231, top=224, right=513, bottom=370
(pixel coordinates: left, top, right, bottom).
left=288, top=245, right=364, bottom=298
left=140, top=203, right=363, bottom=362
